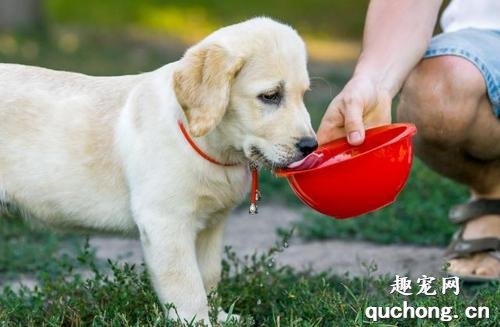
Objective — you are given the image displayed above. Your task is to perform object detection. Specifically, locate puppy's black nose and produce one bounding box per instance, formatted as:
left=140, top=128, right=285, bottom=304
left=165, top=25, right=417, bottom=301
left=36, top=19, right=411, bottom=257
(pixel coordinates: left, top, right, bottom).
left=296, top=137, right=318, bottom=157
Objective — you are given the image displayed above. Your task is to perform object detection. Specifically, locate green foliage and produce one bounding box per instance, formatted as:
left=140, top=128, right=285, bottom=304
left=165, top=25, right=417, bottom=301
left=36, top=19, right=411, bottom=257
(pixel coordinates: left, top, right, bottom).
left=1, top=237, right=497, bottom=326
left=0, top=242, right=178, bottom=326
left=294, top=159, right=468, bottom=246
left=44, top=0, right=368, bottom=39
left=0, top=214, right=88, bottom=279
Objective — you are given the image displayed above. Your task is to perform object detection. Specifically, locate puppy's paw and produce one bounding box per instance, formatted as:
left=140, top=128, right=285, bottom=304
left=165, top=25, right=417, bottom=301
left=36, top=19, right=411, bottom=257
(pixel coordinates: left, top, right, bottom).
left=217, top=308, right=240, bottom=323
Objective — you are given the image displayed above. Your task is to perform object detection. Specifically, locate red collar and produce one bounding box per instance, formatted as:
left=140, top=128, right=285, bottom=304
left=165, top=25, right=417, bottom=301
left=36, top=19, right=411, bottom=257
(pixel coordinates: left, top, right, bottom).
left=177, top=120, right=261, bottom=214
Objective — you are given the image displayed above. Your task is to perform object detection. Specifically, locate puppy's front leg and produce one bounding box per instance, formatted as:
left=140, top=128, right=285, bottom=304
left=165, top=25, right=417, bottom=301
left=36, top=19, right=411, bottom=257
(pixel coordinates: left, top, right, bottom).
left=196, top=214, right=227, bottom=293
left=196, top=213, right=240, bottom=323
left=135, top=211, right=210, bottom=325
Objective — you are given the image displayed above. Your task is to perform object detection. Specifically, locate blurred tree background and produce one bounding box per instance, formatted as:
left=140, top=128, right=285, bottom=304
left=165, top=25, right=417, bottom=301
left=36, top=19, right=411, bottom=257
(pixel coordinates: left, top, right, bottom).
left=0, top=0, right=368, bottom=73
left=45, top=0, right=368, bottom=39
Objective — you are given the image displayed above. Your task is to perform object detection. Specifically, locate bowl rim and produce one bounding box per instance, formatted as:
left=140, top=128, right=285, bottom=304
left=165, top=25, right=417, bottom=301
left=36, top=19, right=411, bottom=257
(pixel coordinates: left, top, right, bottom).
left=276, top=123, right=416, bottom=177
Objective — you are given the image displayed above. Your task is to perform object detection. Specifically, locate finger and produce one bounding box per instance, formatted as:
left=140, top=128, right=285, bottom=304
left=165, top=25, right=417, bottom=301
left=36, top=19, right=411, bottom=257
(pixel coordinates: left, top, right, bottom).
left=317, top=100, right=345, bottom=145
left=317, top=124, right=345, bottom=145
left=341, top=100, right=365, bottom=146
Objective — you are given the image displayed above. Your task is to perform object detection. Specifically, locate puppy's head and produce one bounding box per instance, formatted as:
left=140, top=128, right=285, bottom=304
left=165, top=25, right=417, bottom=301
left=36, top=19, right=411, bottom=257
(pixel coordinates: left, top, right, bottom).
left=174, top=17, right=316, bottom=169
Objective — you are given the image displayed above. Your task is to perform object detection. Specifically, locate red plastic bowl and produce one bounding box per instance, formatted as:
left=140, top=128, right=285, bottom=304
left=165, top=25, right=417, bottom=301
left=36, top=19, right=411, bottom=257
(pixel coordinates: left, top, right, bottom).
left=276, top=123, right=417, bottom=219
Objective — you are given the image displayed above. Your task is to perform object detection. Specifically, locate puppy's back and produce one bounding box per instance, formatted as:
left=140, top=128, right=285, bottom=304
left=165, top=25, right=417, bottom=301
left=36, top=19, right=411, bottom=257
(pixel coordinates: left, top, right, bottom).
left=0, top=64, right=139, bottom=232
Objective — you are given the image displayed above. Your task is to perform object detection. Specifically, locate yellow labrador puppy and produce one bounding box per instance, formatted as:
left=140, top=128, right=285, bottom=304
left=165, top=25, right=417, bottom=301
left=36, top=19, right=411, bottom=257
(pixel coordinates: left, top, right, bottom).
left=0, top=17, right=316, bottom=324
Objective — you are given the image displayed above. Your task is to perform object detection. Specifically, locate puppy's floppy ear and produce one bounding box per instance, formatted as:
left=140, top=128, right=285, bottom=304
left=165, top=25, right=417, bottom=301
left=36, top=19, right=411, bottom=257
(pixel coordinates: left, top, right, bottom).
left=173, top=43, right=244, bottom=137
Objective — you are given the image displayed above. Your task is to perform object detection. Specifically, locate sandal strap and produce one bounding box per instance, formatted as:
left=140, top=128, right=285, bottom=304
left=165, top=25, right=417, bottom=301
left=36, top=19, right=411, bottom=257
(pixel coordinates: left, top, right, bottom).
left=489, top=251, right=500, bottom=261
left=445, top=235, right=500, bottom=259
left=449, top=199, right=500, bottom=224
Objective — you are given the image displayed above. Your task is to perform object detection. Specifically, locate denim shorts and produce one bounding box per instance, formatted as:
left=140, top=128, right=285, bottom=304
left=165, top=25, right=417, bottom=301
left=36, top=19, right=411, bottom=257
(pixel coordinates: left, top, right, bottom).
left=424, top=28, right=500, bottom=118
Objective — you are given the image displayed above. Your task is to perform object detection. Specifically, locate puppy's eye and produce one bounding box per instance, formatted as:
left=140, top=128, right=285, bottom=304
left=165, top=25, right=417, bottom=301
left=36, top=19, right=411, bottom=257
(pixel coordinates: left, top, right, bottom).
left=258, top=91, right=282, bottom=105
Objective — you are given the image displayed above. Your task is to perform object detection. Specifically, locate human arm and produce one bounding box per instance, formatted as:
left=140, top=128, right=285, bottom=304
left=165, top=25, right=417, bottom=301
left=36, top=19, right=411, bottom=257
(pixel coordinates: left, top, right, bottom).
left=317, top=0, right=442, bottom=145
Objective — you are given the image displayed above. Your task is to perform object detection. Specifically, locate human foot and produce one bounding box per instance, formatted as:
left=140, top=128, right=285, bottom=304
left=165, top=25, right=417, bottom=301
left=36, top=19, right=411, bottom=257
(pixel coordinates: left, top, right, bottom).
left=446, top=200, right=500, bottom=280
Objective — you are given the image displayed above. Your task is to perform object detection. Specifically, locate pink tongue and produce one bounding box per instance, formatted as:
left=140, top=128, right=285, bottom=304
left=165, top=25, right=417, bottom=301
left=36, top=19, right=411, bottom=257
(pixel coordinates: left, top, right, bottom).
left=287, top=152, right=324, bottom=170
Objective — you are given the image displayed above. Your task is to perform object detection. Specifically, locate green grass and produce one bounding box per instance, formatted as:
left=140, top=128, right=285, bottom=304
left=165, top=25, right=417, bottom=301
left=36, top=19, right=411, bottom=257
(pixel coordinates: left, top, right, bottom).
left=1, top=237, right=497, bottom=326
left=0, top=212, right=90, bottom=280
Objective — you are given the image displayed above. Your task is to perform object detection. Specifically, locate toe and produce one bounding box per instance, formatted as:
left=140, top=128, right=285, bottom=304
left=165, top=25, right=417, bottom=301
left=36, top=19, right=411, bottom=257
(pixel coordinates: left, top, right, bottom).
left=473, top=255, right=500, bottom=277
left=448, top=255, right=482, bottom=275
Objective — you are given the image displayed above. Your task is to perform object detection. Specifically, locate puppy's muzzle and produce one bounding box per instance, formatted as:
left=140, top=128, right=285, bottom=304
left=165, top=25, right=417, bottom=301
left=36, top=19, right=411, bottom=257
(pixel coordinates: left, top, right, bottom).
left=296, top=137, right=318, bottom=157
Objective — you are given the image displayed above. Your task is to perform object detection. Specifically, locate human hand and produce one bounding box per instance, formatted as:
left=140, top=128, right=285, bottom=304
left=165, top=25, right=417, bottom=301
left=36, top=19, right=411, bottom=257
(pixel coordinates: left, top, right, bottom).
left=317, top=75, right=392, bottom=145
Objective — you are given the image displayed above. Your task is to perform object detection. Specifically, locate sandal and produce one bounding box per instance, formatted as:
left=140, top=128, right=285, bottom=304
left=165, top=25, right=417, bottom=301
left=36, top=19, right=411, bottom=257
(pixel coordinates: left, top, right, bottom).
left=445, top=199, right=500, bottom=281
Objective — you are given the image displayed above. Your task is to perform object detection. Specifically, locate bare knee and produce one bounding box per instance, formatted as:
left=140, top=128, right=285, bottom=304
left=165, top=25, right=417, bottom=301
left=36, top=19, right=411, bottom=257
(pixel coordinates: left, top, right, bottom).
left=397, top=56, right=486, bottom=147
